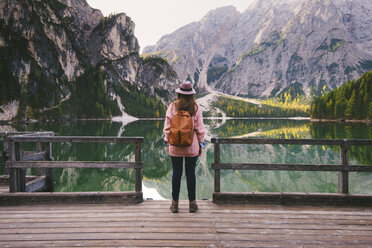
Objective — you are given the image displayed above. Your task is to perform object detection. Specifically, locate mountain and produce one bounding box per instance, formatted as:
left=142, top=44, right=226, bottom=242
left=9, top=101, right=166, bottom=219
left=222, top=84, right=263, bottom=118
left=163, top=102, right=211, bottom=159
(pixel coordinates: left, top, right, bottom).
left=143, top=0, right=372, bottom=98
left=0, top=0, right=178, bottom=121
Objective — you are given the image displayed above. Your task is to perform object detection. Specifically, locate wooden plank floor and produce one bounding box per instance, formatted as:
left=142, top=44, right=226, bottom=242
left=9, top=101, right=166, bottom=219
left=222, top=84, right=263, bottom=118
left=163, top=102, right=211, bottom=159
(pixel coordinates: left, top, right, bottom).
left=0, top=200, right=372, bottom=247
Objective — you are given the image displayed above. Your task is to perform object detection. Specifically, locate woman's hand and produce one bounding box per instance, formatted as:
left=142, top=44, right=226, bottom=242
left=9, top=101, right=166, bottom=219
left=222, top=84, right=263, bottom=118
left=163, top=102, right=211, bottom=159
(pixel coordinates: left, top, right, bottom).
left=198, top=142, right=205, bottom=156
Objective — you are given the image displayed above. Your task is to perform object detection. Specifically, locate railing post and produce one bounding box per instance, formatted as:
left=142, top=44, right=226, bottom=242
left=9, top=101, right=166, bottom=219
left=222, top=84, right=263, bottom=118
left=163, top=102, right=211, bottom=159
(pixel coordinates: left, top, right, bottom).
left=214, top=139, right=221, bottom=193
left=9, top=141, right=25, bottom=192
left=2, top=135, right=9, bottom=175
left=16, top=142, right=26, bottom=192
left=339, top=140, right=349, bottom=194
left=45, top=142, right=54, bottom=192
left=135, top=141, right=142, bottom=193
left=9, top=141, right=16, bottom=193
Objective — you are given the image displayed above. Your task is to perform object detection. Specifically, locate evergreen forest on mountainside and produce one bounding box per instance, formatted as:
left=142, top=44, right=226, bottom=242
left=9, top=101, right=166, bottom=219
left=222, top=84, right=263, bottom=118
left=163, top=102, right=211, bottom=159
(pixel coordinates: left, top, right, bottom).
left=26, top=68, right=168, bottom=120
left=12, top=68, right=121, bottom=120
left=310, top=71, right=372, bottom=120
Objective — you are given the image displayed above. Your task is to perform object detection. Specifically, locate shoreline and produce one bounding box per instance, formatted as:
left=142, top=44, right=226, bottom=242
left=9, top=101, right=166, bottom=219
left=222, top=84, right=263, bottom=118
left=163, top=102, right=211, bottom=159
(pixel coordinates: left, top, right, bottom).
left=310, top=118, right=372, bottom=124
left=1, top=117, right=371, bottom=125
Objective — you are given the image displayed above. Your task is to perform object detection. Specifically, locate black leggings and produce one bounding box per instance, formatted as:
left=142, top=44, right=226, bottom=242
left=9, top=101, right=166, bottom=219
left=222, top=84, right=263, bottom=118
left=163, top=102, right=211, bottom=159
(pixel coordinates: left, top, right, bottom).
left=171, top=156, right=198, bottom=201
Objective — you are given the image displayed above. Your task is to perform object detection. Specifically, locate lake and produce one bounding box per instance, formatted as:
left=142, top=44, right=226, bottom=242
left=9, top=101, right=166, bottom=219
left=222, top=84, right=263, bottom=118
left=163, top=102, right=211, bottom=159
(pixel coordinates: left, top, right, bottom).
left=1, top=119, right=372, bottom=200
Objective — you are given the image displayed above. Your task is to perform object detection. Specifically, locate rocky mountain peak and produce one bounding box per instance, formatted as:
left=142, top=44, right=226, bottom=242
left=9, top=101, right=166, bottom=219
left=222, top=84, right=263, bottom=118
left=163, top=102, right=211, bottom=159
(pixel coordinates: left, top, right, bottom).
left=57, top=0, right=103, bottom=38
left=143, top=6, right=240, bottom=90
left=201, top=5, right=239, bottom=22
left=89, top=13, right=139, bottom=68
left=144, top=0, right=372, bottom=98
left=0, top=0, right=178, bottom=120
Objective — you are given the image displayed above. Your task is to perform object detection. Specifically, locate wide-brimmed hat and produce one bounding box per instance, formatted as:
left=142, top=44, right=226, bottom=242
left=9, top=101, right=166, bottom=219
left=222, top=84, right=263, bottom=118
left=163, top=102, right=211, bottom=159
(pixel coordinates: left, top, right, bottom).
left=176, top=80, right=196, bottom=95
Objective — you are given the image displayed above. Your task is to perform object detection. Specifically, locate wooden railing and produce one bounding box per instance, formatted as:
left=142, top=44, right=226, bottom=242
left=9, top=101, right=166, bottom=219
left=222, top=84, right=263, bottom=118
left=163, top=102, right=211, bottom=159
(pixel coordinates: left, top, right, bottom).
left=211, top=138, right=372, bottom=206
left=1, top=132, right=44, bottom=175
left=1, top=132, right=144, bottom=204
left=1, top=132, right=55, bottom=189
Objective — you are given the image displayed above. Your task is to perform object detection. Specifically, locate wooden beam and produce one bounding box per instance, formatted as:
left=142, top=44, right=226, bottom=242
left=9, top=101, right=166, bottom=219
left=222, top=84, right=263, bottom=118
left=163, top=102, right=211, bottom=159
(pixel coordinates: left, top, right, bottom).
left=135, top=142, right=142, bottom=193
left=0, top=131, right=53, bottom=137
left=8, top=136, right=145, bottom=144
left=15, top=142, right=26, bottom=192
left=25, top=176, right=47, bottom=192
left=16, top=131, right=54, bottom=137
left=0, top=192, right=143, bottom=205
left=22, top=151, right=46, bottom=161
left=339, top=141, right=349, bottom=194
left=1, top=148, right=9, bottom=175
left=35, top=142, right=44, bottom=176
left=45, top=142, right=54, bottom=192
left=0, top=176, right=39, bottom=184
left=214, top=142, right=220, bottom=193
left=9, top=141, right=16, bottom=193
left=6, top=161, right=144, bottom=169
left=211, top=138, right=372, bottom=146
left=211, top=163, right=372, bottom=172
left=345, top=139, right=372, bottom=146
left=213, top=192, right=372, bottom=206
left=213, top=192, right=283, bottom=205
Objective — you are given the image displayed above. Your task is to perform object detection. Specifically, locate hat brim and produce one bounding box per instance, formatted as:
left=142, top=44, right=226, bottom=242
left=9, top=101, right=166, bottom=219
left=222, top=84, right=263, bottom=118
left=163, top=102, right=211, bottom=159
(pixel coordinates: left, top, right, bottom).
left=176, top=88, right=196, bottom=95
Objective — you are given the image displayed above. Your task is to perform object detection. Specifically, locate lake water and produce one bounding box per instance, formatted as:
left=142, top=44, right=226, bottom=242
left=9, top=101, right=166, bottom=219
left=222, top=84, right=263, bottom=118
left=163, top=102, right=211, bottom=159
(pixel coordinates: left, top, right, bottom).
left=1, top=119, right=372, bottom=199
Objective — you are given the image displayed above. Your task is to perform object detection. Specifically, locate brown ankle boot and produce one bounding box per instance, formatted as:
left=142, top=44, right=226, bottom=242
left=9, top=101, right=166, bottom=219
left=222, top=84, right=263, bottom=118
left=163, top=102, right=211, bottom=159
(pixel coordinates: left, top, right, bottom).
left=170, top=200, right=178, bottom=213
left=189, top=200, right=198, bottom=213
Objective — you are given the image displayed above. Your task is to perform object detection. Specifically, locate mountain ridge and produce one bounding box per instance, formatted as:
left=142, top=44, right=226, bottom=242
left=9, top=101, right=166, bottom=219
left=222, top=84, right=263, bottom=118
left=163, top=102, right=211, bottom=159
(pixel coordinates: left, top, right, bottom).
left=144, top=0, right=372, bottom=98
left=0, top=0, right=178, bottom=121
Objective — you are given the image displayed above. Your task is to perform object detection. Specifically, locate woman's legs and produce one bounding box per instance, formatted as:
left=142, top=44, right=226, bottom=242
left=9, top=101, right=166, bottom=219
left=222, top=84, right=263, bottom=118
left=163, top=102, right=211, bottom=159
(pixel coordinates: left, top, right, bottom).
left=185, top=156, right=197, bottom=201
left=171, top=156, right=198, bottom=201
left=171, top=156, right=183, bottom=201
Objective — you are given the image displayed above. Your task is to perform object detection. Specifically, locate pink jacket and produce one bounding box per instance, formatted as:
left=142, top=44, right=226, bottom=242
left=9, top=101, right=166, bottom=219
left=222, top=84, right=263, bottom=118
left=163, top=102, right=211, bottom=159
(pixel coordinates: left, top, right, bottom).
left=163, top=102, right=206, bottom=157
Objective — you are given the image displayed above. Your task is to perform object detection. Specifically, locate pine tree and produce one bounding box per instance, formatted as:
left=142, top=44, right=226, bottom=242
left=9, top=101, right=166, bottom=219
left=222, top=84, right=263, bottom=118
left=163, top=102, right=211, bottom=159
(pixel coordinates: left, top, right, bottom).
left=345, top=90, right=356, bottom=119
left=335, top=98, right=346, bottom=119
left=310, top=98, right=319, bottom=118
left=316, top=98, right=325, bottom=118
left=362, top=91, right=369, bottom=118
left=326, top=99, right=335, bottom=119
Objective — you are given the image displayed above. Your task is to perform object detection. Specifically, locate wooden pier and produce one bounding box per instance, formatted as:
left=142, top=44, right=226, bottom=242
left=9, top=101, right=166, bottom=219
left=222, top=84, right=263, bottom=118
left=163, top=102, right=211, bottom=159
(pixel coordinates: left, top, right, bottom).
left=1, top=200, right=372, bottom=247
left=1, top=133, right=372, bottom=247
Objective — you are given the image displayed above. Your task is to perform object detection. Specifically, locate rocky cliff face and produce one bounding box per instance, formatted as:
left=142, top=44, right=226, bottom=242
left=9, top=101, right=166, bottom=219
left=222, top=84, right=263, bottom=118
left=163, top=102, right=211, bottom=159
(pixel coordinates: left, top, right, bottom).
left=144, top=0, right=372, bottom=98
left=0, top=0, right=178, bottom=120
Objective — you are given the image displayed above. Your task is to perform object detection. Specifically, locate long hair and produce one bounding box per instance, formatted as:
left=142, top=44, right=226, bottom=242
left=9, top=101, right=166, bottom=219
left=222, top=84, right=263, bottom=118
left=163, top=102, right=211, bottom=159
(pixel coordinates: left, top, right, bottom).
left=176, top=93, right=197, bottom=116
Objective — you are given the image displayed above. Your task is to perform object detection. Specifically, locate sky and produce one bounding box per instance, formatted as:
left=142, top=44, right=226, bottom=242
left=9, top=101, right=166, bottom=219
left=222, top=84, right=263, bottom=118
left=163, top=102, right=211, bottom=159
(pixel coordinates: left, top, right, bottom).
left=86, top=0, right=254, bottom=52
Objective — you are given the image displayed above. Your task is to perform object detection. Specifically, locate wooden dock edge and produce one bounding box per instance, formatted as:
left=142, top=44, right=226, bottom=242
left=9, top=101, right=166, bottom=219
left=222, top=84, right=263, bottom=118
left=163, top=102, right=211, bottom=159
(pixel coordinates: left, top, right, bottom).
left=213, top=192, right=372, bottom=206
left=0, top=192, right=143, bottom=206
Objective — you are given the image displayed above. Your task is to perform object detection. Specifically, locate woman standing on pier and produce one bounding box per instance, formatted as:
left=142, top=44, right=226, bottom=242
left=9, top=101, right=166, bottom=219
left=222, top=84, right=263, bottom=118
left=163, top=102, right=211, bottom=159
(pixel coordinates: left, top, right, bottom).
left=163, top=80, right=206, bottom=213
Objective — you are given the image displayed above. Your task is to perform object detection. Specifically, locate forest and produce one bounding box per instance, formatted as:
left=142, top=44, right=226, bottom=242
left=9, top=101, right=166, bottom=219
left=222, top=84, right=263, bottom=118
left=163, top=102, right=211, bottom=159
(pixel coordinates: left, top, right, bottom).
left=39, top=70, right=167, bottom=120
left=25, top=68, right=121, bottom=120
left=213, top=96, right=309, bottom=118
left=310, top=71, right=372, bottom=120
left=112, top=83, right=167, bottom=118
